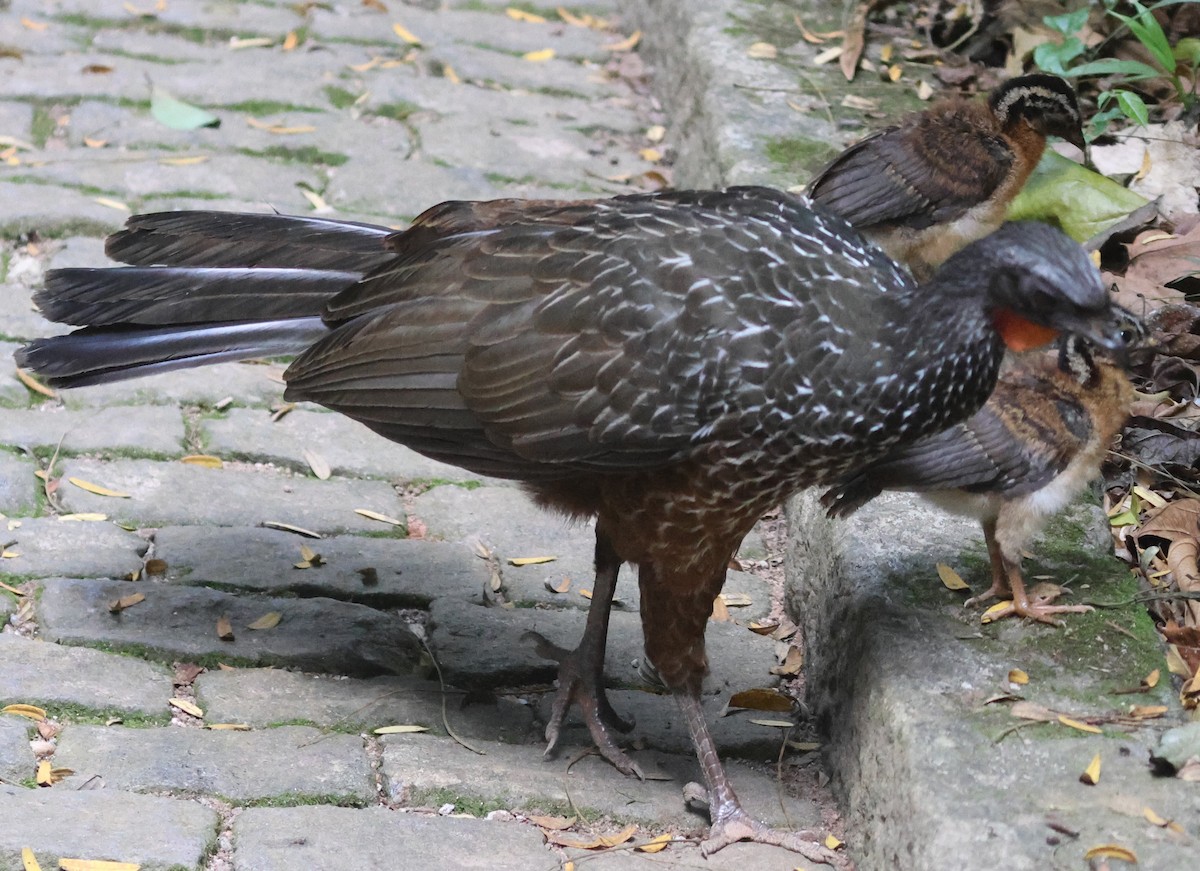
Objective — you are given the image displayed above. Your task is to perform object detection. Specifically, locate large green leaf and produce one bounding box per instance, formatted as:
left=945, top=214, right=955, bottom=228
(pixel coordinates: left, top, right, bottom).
left=150, top=85, right=220, bottom=130
left=1007, top=151, right=1148, bottom=243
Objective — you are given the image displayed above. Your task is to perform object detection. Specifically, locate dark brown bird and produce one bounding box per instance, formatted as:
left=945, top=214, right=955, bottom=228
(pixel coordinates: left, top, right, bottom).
left=822, top=329, right=1137, bottom=624
left=806, top=73, right=1084, bottom=278
left=17, top=187, right=1128, bottom=862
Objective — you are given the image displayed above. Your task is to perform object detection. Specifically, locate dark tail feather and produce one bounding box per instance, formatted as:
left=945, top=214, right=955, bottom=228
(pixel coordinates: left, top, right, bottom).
left=106, top=211, right=397, bottom=272
left=16, top=318, right=330, bottom=388
left=819, top=475, right=882, bottom=520
left=37, top=267, right=361, bottom=327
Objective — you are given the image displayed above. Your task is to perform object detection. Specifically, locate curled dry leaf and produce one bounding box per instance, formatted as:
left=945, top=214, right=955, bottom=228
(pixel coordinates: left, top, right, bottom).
left=216, top=615, right=235, bottom=641
left=108, top=592, right=145, bottom=613
left=770, top=646, right=804, bottom=676
left=302, top=448, right=331, bottom=480
left=15, top=369, right=57, bottom=399
left=709, top=594, right=729, bottom=621
left=1080, top=753, right=1102, bottom=785
left=1058, top=715, right=1102, bottom=735
left=169, top=697, right=204, bottom=718
left=545, top=578, right=571, bottom=594
left=635, top=834, right=672, bottom=854
left=603, top=31, right=641, bottom=52
left=68, top=477, right=131, bottom=498
left=1083, top=844, right=1138, bottom=864
left=392, top=22, right=421, bottom=44
left=59, top=861, right=140, bottom=871
left=262, top=521, right=322, bottom=539
left=1008, top=669, right=1029, bottom=685
left=21, top=847, right=42, bottom=871
left=246, top=611, right=281, bottom=630
left=937, top=562, right=969, bottom=591
left=374, top=724, right=430, bottom=735
left=206, top=723, right=251, bottom=731
left=508, top=555, right=555, bottom=566
left=528, top=814, right=576, bottom=831
left=2, top=703, right=47, bottom=721
left=144, top=558, right=167, bottom=575
left=180, top=454, right=223, bottom=468
left=727, top=687, right=793, bottom=712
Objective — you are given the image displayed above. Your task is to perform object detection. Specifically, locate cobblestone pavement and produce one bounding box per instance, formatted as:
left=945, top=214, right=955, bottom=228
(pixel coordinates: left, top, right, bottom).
left=0, top=2, right=836, bottom=869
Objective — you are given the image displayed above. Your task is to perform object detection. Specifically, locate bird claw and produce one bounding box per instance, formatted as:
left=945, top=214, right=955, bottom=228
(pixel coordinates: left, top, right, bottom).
left=696, top=798, right=852, bottom=869
left=976, top=584, right=1093, bottom=626
left=525, top=630, right=640, bottom=778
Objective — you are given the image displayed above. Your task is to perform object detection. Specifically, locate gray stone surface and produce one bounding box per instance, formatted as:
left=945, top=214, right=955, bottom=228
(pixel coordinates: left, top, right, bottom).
left=0, top=406, right=185, bottom=456
left=57, top=458, right=406, bottom=533
left=0, top=785, right=218, bottom=871
left=0, top=717, right=30, bottom=786
left=381, top=732, right=820, bottom=830
left=37, top=577, right=423, bottom=676
left=232, top=806, right=552, bottom=871
left=195, top=667, right=535, bottom=744
left=155, top=525, right=489, bottom=606
left=0, top=453, right=37, bottom=517
left=0, top=633, right=173, bottom=718
left=1, top=517, right=147, bottom=579
left=201, top=407, right=483, bottom=482
left=55, top=724, right=373, bottom=803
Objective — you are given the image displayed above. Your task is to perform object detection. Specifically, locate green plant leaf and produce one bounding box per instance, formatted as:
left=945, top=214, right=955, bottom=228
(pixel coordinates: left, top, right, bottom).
left=1109, top=2, right=1175, bottom=73
left=1034, top=38, right=1086, bottom=75
left=1173, top=38, right=1200, bottom=67
left=1116, top=90, right=1150, bottom=126
left=150, top=85, right=220, bottom=130
left=1043, top=8, right=1089, bottom=36
left=1006, top=151, right=1148, bottom=244
left=1064, top=58, right=1162, bottom=80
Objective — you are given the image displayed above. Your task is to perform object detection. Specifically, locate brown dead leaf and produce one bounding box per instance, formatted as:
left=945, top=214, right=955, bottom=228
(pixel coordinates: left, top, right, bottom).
left=1080, top=752, right=1102, bottom=785
left=937, top=563, right=969, bottom=591
left=1083, top=844, right=1138, bottom=864
left=59, top=861, right=140, bottom=871
left=709, top=594, right=730, bottom=622
left=16, top=368, right=58, bottom=398
left=206, top=722, right=251, bottom=731
left=108, top=592, right=145, bottom=613
left=1010, top=701, right=1056, bottom=722
left=247, top=611, right=281, bottom=630
left=1058, top=715, right=1102, bottom=735
left=355, top=508, right=405, bottom=527
left=839, top=2, right=868, bottom=80
left=770, top=646, right=804, bottom=676
left=1135, top=499, right=1200, bottom=624
left=545, top=578, right=571, bottom=594
left=144, top=558, right=167, bottom=575
left=527, top=814, right=576, bottom=830
left=1126, top=224, right=1200, bottom=297
left=216, top=615, right=235, bottom=641
left=727, top=687, right=793, bottom=712
left=635, top=834, right=673, bottom=853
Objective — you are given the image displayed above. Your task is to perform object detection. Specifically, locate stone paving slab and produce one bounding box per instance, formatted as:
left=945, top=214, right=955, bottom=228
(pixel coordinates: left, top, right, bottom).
left=0, top=453, right=38, bottom=517
left=154, top=525, right=489, bottom=606
left=56, top=458, right=405, bottom=532
left=0, top=785, right=218, bottom=871
left=55, top=724, right=373, bottom=803
left=194, top=667, right=536, bottom=745
left=381, top=731, right=821, bottom=832
left=0, top=717, right=30, bottom=786
left=201, top=407, right=482, bottom=483
left=2, top=517, right=147, bottom=580
left=0, top=406, right=185, bottom=456
left=36, top=578, right=422, bottom=676
left=0, top=183, right=127, bottom=238
left=47, top=361, right=287, bottom=409
left=0, top=633, right=173, bottom=718
left=231, top=805, right=552, bottom=871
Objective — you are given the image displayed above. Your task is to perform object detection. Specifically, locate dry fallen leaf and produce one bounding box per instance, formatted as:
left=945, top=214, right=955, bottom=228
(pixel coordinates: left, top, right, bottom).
left=2, top=703, right=47, bottom=721
left=545, top=578, right=571, bottom=594
left=206, top=723, right=251, bottom=731
left=303, top=448, right=331, bottom=480
left=770, top=646, right=804, bottom=676
left=216, top=615, right=235, bottom=641
left=392, top=22, right=421, bottom=44
left=21, top=847, right=42, bottom=871
left=528, top=814, right=576, bottom=830
left=58, top=513, right=108, bottom=522
left=937, top=563, right=969, bottom=591
left=35, top=759, right=51, bottom=786
left=635, top=834, right=673, bottom=854
left=144, top=558, right=167, bottom=575
left=522, top=48, right=555, bottom=62
left=749, top=718, right=795, bottom=728
left=509, top=556, right=556, bottom=566
left=68, top=477, right=131, bottom=498
left=1008, top=668, right=1029, bottom=685
left=108, top=592, right=145, bottom=613
left=727, top=687, right=793, bottom=712
left=603, top=30, right=641, bottom=52
left=747, top=42, right=777, bottom=59
left=825, top=834, right=843, bottom=850
left=15, top=369, right=57, bottom=398
left=180, top=454, right=223, bottom=468
left=247, top=611, right=282, bottom=630
left=506, top=7, right=546, bottom=23
left=1080, top=752, right=1102, bottom=785
left=169, top=697, right=204, bottom=718
left=373, top=724, right=430, bottom=735
left=59, top=861, right=140, bottom=871
left=262, top=521, right=322, bottom=539
left=1083, top=844, right=1138, bottom=864
left=355, top=508, right=405, bottom=527
left=1058, top=715, right=1102, bottom=735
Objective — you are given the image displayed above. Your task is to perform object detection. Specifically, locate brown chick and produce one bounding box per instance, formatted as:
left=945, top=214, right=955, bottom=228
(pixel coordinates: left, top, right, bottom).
left=822, top=327, right=1139, bottom=624
left=807, top=73, right=1085, bottom=279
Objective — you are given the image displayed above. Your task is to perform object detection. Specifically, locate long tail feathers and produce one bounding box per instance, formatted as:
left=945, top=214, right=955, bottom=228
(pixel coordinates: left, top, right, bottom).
left=16, top=318, right=330, bottom=388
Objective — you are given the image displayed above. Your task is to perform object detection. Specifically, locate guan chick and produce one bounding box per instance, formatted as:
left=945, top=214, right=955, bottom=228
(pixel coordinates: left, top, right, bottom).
left=806, top=73, right=1084, bottom=279
left=822, top=328, right=1139, bottom=624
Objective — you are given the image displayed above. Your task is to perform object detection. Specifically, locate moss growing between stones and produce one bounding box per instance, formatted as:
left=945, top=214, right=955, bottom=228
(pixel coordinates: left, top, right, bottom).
left=324, top=86, right=358, bottom=110
left=242, top=792, right=369, bottom=809
left=238, top=145, right=350, bottom=167
left=764, top=136, right=838, bottom=179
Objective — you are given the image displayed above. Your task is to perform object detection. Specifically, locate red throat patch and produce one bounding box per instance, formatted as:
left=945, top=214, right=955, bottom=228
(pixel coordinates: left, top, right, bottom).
left=993, top=308, right=1060, bottom=352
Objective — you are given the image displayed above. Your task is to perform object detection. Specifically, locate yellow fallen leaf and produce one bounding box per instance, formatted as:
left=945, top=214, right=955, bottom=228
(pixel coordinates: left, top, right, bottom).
left=598, top=825, right=637, bottom=848
left=373, top=724, right=430, bottom=734
left=980, top=600, right=1012, bottom=623
left=813, top=45, right=843, bottom=65
left=169, top=697, right=204, bottom=718
left=528, top=814, right=576, bottom=830
left=1008, top=668, right=1029, bottom=685
left=21, top=17, right=48, bottom=31
left=247, top=611, right=281, bottom=630
left=1143, top=807, right=1169, bottom=827
left=94, top=197, right=130, bottom=212
left=824, top=834, right=843, bottom=850
left=1083, top=844, right=1137, bottom=864
left=83, top=137, right=107, bottom=148
left=645, top=124, right=665, bottom=142
left=523, top=48, right=555, bottom=62
left=2, top=550, right=19, bottom=559
left=205, top=723, right=251, bottom=731
left=635, top=834, right=672, bottom=854
left=229, top=36, right=274, bottom=49
left=747, top=41, right=777, bottom=59
left=262, top=521, right=322, bottom=538
left=749, top=718, right=795, bottom=728
left=16, top=368, right=58, bottom=398
left=936, top=563, right=969, bottom=591
left=216, top=615, right=235, bottom=641
left=728, top=687, right=793, bottom=712
left=579, top=587, right=593, bottom=600
left=58, top=513, right=108, bottom=522
left=180, top=454, right=223, bottom=468
left=21, top=846, right=42, bottom=871
left=245, top=117, right=316, bottom=134
left=443, top=63, right=460, bottom=84
left=1130, top=704, right=1168, bottom=719
left=603, top=30, right=641, bottom=52
left=506, top=8, right=546, bottom=23
left=355, top=508, right=405, bottom=526
left=35, top=759, right=52, bottom=785
left=59, top=861, right=140, bottom=871
left=545, top=578, right=571, bottom=594
left=2, top=703, right=47, bottom=721
left=0, top=580, right=24, bottom=596
left=1143, top=668, right=1160, bottom=688
left=1080, top=752, right=1101, bottom=785
left=158, top=154, right=209, bottom=165
left=303, top=448, right=331, bottom=480
left=888, top=63, right=902, bottom=81
left=1057, top=715, right=1101, bottom=734
left=392, top=22, right=421, bottom=44
left=639, top=147, right=662, bottom=162
left=108, top=592, right=145, bottom=612
left=282, top=30, right=298, bottom=51
left=68, top=477, right=131, bottom=498
left=300, top=189, right=328, bottom=211
left=508, top=556, right=556, bottom=566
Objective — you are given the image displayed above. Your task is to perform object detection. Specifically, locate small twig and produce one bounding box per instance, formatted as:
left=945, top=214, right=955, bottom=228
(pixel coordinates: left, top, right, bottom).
left=417, top=631, right=486, bottom=756
left=993, top=720, right=1040, bottom=744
